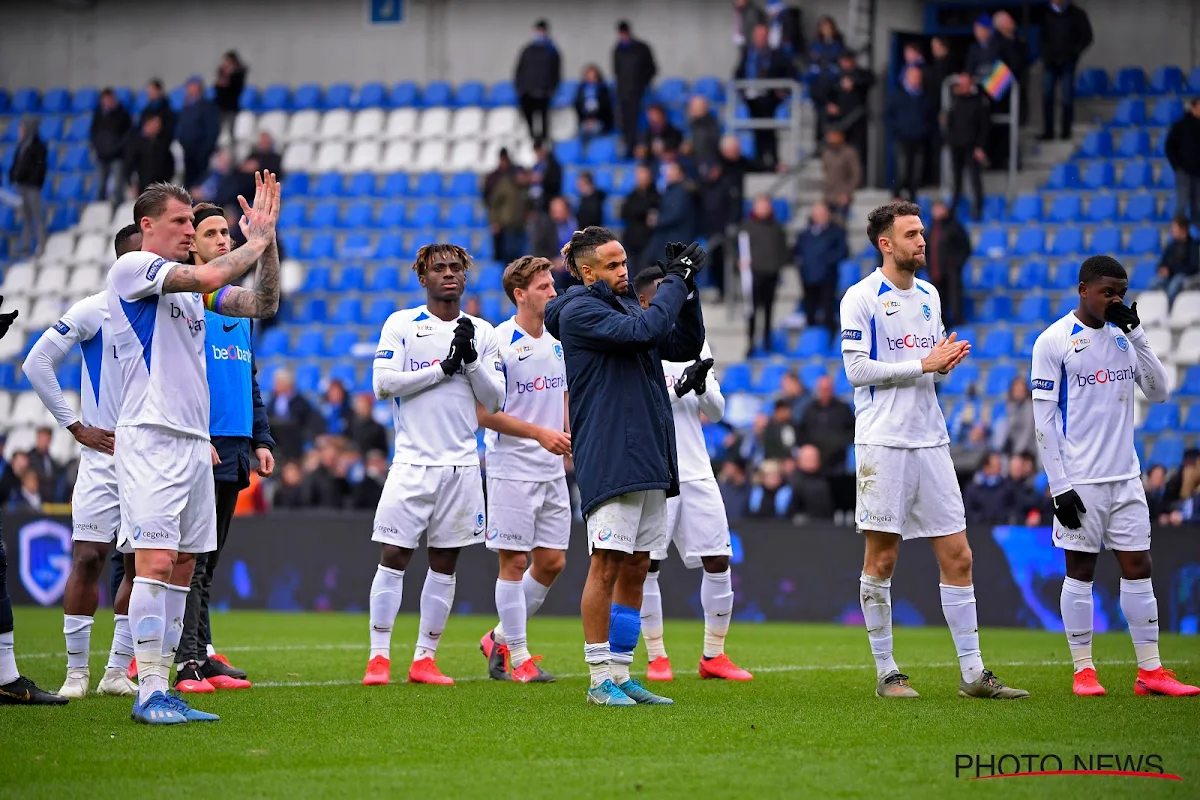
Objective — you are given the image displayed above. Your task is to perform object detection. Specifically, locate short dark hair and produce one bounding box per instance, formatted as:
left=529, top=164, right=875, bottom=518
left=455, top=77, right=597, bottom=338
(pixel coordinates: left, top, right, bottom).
left=633, top=264, right=664, bottom=295
left=1078, top=254, right=1127, bottom=284
left=561, top=226, right=618, bottom=279
left=502, top=255, right=553, bottom=303
left=577, top=169, right=594, bottom=186
left=1014, top=450, right=1036, bottom=464
left=1147, top=463, right=1166, bottom=475
left=617, top=20, right=631, bottom=34
left=866, top=200, right=922, bottom=250
left=149, top=78, right=164, bottom=91
left=413, top=243, right=472, bottom=277
left=132, top=182, right=192, bottom=232
left=534, top=18, right=548, bottom=31
left=1172, top=215, right=1190, bottom=229
left=114, top=223, right=141, bottom=257
left=100, top=87, right=114, bottom=97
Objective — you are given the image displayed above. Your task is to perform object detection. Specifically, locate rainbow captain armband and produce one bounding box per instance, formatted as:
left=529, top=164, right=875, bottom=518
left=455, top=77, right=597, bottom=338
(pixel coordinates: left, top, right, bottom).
left=203, top=287, right=233, bottom=313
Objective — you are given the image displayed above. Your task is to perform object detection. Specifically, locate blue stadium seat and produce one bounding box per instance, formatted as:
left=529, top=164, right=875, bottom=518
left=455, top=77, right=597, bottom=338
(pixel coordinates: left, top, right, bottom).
left=1148, top=66, right=1183, bottom=95
left=300, top=265, right=332, bottom=294
left=1118, top=161, right=1153, bottom=190
left=70, top=87, right=99, bottom=113
left=692, top=76, right=725, bottom=104
left=1014, top=259, right=1049, bottom=290
left=1015, top=294, right=1052, bottom=324
left=554, top=138, right=582, bottom=165
left=168, top=85, right=186, bottom=112
left=1015, top=329, right=1038, bottom=358
left=324, top=83, right=354, bottom=110
left=380, top=172, right=409, bottom=197
left=1045, top=193, right=1081, bottom=223
left=1156, top=166, right=1176, bottom=189
left=1076, top=130, right=1111, bottom=158
left=310, top=173, right=344, bottom=198
left=753, top=363, right=790, bottom=394
left=292, top=84, right=322, bottom=110
left=977, top=328, right=1014, bottom=358
left=331, top=265, right=366, bottom=292
left=293, top=297, right=328, bottom=324
left=0, top=363, right=15, bottom=390
left=411, top=172, right=443, bottom=198
left=1183, top=405, right=1200, bottom=432
left=1141, top=402, right=1180, bottom=433
left=66, top=115, right=91, bottom=142
left=584, top=136, right=618, bottom=165
left=50, top=204, right=79, bottom=231
left=257, top=328, right=290, bottom=358
left=721, top=363, right=752, bottom=393
left=1125, top=226, right=1160, bottom=255
left=54, top=175, right=85, bottom=201
left=1081, top=161, right=1114, bottom=189
left=55, top=362, right=81, bottom=392
left=551, top=80, right=577, bottom=110
left=260, top=84, right=291, bottom=111
left=38, top=116, right=64, bottom=141
left=390, top=82, right=420, bottom=107
left=1008, top=193, right=1042, bottom=222
left=305, top=233, right=336, bottom=260
left=1055, top=293, right=1077, bottom=317
left=422, top=81, right=453, bottom=107
left=287, top=173, right=310, bottom=196
left=486, top=81, right=518, bottom=107
left=1190, top=66, right=1200, bottom=93
left=11, top=88, right=39, bottom=113
left=327, top=363, right=359, bottom=390
left=443, top=201, right=476, bottom=228
left=1046, top=163, right=1080, bottom=189
left=1113, top=67, right=1146, bottom=97
left=1074, top=67, right=1108, bottom=99
left=940, top=363, right=979, bottom=395
left=238, top=85, right=260, bottom=112
left=277, top=204, right=306, bottom=230
left=307, top=202, right=340, bottom=228
left=366, top=298, right=394, bottom=326
left=1179, top=365, right=1200, bottom=396
left=345, top=172, right=377, bottom=198
left=974, top=226, right=1008, bottom=256
left=1128, top=258, right=1158, bottom=290
left=1153, top=131, right=1167, bottom=158
left=353, top=82, right=388, bottom=110
left=294, top=364, right=323, bottom=394
left=975, top=297, right=1012, bottom=324
left=341, top=202, right=376, bottom=229
left=376, top=232, right=407, bottom=260
left=1116, top=129, right=1150, bottom=157
left=457, top=81, right=485, bottom=107
left=446, top=172, right=477, bottom=198
left=979, top=260, right=1011, bottom=290
left=1110, top=99, right=1145, bottom=126
left=278, top=233, right=303, bottom=259
left=378, top=201, right=406, bottom=228
left=1148, top=436, right=1184, bottom=467
left=1083, top=194, right=1117, bottom=222
left=367, top=266, right=402, bottom=292
left=339, top=233, right=374, bottom=259
left=1089, top=227, right=1122, bottom=254
left=293, top=330, right=326, bottom=358
left=478, top=294, right=503, bottom=323
left=329, top=297, right=363, bottom=325
left=837, top=259, right=863, bottom=292
left=42, top=88, right=70, bottom=114
left=58, top=145, right=90, bottom=172
left=985, top=363, right=1019, bottom=396
left=1151, top=97, right=1184, bottom=126
left=792, top=327, right=830, bottom=358
left=409, top=202, right=440, bottom=228
left=1014, top=227, right=1048, bottom=256
left=330, top=330, right=364, bottom=360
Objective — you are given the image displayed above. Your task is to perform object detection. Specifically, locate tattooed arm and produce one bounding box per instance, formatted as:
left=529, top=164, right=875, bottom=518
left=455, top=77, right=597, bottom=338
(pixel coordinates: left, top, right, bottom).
left=203, top=237, right=280, bottom=319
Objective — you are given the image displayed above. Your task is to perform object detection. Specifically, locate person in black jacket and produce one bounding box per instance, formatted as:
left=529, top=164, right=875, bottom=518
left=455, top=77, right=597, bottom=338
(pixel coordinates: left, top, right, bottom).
left=636, top=104, right=683, bottom=165
left=1155, top=216, right=1200, bottom=305
left=575, top=170, right=607, bottom=230
left=926, top=200, right=970, bottom=328
left=620, top=164, right=660, bottom=271
left=514, top=20, right=561, bottom=143
left=575, top=64, right=614, bottom=143
left=735, top=24, right=794, bottom=171
left=214, top=51, right=247, bottom=145
left=91, top=89, right=132, bottom=202
left=1040, top=0, right=1092, bottom=141
left=613, top=20, right=658, bottom=157
left=138, top=78, right=176, bottom=139
left=9, top=119, right=47, bottom=258
left=1165, top=98, right=1200, bottom=227
left=127, top=115, right=175, bottom=195
left=885, top=66, right=936, bottom=200
left=945, top=74, right=990, bottom=221
left=527, top=139, right=562, bottom=212
left=824, top=52, right=875, bottom=167
left=267, top=367, right=324, bottom=460
left=177, top=78, right=221, bottom=190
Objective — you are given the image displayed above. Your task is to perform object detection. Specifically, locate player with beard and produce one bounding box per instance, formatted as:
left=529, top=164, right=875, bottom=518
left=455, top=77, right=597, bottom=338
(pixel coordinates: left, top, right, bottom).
left=363, top=244, right=505, bottom=687
left=841, top=201, right=1028, bottom=700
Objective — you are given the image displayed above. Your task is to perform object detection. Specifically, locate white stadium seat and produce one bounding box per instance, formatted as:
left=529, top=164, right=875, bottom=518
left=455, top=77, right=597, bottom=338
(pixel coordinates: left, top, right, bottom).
left=484, top=107, right=520, bottom=140
left=550, top=108, right=577, bottom=141
left=1134, top=290, right=1169, bottom=328
left=281, top=259, right=306, bottom=294
left=67, top=265, right=104, bottom=295
left=380, top=140, right=415, bottom=173
left=286, top=110, right=321, bottom=142
left=480, top=140, right=512, bottom=172
left=77, top=202, right=113, bottom=234
left=0, top=331, right=21, bottom=361
left=51, top=422, right=81, bottom=465
left=256, top=110, right=289, bottom=143
left=39, top=232, right=77, bottom=266
left=417, top=108, right=451, bottom=139
left=3, top=426, right=36, bottom=460
left=33, top=265, right=69, bottom=297
left=1167, top=290, right=1200, bottom=330
left=510, top=138, right=536, bottom=167
left=450, top=108, right=485, bottom=140
left=0, top=392, right=12, bottom=432
left=233, top=110, right=258, bottom=143
left=74, top=232, right=109, bottom=263
left=29, top=296, right=67, bottom=329
left=1175, top=328, right=1200, bottom=365
left=11, top=391, right=54, bottom=428
left=319, top=109, right=353, bottom=141
left=1144, top=326, right=1172, bottom=357
left=350, top=109, right=385, bottom=141
left=348, top=141, right=381, bottom=172
left=282, top=142, right=315, bottom=175
left=0, top=262, right=35, bottom=297
left=315, top=141, right=349, bottom=173
left=413, top=140, right=449, bottom=172
left=448, top=141, right=482, bottom=172
left=110, top=201, right=136, bottom=234
left=384, top=109, right=418, bottom=140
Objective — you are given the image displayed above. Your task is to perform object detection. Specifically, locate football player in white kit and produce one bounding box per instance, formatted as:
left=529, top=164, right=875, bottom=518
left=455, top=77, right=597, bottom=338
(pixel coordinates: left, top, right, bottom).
left=21, top=224, right=142, bottom=699
left=477, top=256, right=570, bottom=684
left=1031, top=255, right=1198, bottom=698
left=841, top=201, right=1028, bottom=700
left=107, top=175, right=281, bottom=725
left=363, top=243, right=505, bottom=687
left=633, top=266, right=753, bottom=683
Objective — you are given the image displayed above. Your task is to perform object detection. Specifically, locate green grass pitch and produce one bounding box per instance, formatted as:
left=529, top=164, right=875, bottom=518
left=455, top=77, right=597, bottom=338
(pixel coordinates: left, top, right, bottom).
left=2, top=608, right=1198, bottom=799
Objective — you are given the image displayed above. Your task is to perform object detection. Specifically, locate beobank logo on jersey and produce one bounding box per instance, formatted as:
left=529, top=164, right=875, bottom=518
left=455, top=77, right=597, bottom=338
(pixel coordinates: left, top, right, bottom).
left=886, top=333, right=937, bottom=351
left=516, top=374, right=566, bottom=393
left=1075, top=365, right=1135, bottom=387
left=211, top=343, right=252, bottom=363
left=409, top=357, right=462, bottom=374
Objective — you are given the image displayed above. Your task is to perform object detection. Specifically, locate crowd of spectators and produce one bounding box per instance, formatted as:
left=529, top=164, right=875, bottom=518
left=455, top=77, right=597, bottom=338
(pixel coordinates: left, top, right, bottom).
left=0, top=427, right=71, bottom=510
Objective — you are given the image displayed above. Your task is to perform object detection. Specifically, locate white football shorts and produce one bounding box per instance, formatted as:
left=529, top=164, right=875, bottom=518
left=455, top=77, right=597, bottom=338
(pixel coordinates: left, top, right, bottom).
left=854, top=443, right=966, bottom=540
left=651, top=477, right=732, bottom=568
left=485, top=476, right=572, bottom=552
left=586, top=490, right=667, bottom=555
left=116, top=425, right=216, bottom=554
left=372, top=463, right=486, bottom=550
left=1052, top=476, right=1151, bottom=554
left=71, top=448, right=126, bottom=552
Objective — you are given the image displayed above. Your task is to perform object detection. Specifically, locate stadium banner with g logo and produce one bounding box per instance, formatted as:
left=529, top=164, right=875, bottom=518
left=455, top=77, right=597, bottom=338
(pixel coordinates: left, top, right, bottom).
left=3, top=512, right=1198, bottom=633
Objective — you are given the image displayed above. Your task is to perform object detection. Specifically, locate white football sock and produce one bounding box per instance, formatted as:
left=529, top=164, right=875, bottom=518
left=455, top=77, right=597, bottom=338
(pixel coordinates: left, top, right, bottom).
left=368, top=565, right=404, bottom=660
left=1120, top=577, right=1161, bottom=670
left=414, top=569, right=454, bottom=661
left=522, top=570, right=551, bottom=617
left=106, top=614, right=134, bottom=671
left=584, top=642, right=611, bottom=688
left=129, top=577, right=169, bottom=702
left=0, top=631, right=18, bottom=685
left=64, top=614, right=93, bottom=670
left=860, top=572, right=899, bottom=679
left=641, top=571, right=667, bottom=659
left=206, top=643, right=216, bottom=658
left=701, top=569, right=734, bottom=659
left=495, top=578, right=529, bottom=667
left=162, top=585, right=188, bottom=670
left=1060, top=577, right=1094, bottom=672
left=940, top=583, right=984, bottom=683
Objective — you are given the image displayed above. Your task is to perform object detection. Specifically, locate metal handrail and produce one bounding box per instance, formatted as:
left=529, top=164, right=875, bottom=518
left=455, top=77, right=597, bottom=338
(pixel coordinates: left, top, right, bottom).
left=939, top=74, right=1020, bottom=201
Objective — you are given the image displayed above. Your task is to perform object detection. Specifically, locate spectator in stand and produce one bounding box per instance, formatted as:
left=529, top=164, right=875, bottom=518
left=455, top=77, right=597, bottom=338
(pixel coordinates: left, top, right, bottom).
left=1007, top=451, right=1047, bottom=524
left=273, top=461, right=306, bottom=509
left=765, top=1, right=804, bottom=61
left=0, top=451, right=30, bottom=507
left=319, top=380, right=353, bottom=437
left=885, top=65, right=936, bottom=200
left=619, top=163, right=660, bottom=271
left=647, top=160, right=696, bottom=265
left=574, top=170, right=607, bottom=230
left=735, top=23, right=793, bottom=171
left=138, top=78, right=176, bottom=138
left=177, top=78, right=221, bottom=190
left=613, top=20, right=658, bottom=157
left=963, top=15, right=1002, bottom=82
left=797, top=375, right=855, bottom=477
left=8, top=118, right=47, bottom=258
left=242, top=131, right=283, bottom=181
left=348, top=393, right=388, bottom=457
left=718, top=458, right=752, bottom=521
left=749, top=460, right=791, bottom=517
left=808, top=15, right=845, bottom=145
left=821, top=128, right=861, bottom=220
left=514, top=19, right=561, bottom=143
left=759, top=400, right=798, bottom=463
left=549, top=196, right=577, bottom=252
left=1165, top=98, right=1200, bottom=227
left=25, top=427, right=62, bottom=503
left=927, top=36, right=954, bottom=183
left=527, top=138, right=562, bottom=212
left=1039, top=0, right=1092, bottom=141
left=926, top=199, right=970, bottom=327
left=213, top=51, right=247, bottom=145
left=793, top=201, right=848, bottom=335
left=789, top=444, right=834, bottom=520
left=526, top=199, right=559, bottom=262
left=991, top=376, right=1037, bottom=457
left=636, top=103, right=683, bottom=167
left=267, top=367, right=324, bottom=461
left=192, top=148, right=239, bottom=208
left=739, top=195, right=788, bottom=355
left=574, top=64, right=614, bottom=144
left=300, top=436, right=351, bottom=509
left=992, top=12, right=1029, bottom=121
left=777, top=372, right=809, bottom=422
left=950, top=421, right=990, bottom=482
left=484, top=149, right=528, bottom=264
left=963, top=451, right=1012, bottom=523
left=354, top=450, right=389, bottom=510
left=696, top=136, right=751, bottom=300
left=825, top=53, right=874, bottom=166
left=1155, top=216, right=1200, bottom=306
left=733, top=0, right=766, bottom=53
left=529, top=197, right=577, bottom=291
left=1144, top=464, right=1171, bottom=523
left=685, top=95, right=722, bottom=176
left=11, top=472, right=42, bottom=512
left=90, top=88, right=132, bottom=202
left=127, top=115, right=175, bottom=195
left=946, top=73, right=990, bottom=221
left=1164, top=449, right=1200, bottom=508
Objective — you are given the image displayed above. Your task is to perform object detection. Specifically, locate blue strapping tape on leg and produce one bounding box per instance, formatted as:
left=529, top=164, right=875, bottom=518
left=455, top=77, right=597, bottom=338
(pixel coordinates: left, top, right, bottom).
left=609, top=603, right=640, bottom=654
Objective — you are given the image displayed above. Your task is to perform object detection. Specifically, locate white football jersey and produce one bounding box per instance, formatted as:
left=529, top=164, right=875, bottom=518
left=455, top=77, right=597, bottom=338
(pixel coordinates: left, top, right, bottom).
left=1031, top=312, right=1157, bottom=485
left=41, top=292, right=121, bottom=430
left=374, top=306, right=501, bottom=467
left=663, top=341, right=724, bottom=483
left=485, top=317, right=568, bottom=481
left=840, top=268, right=949, bottom=448
left=106, top=252, right=210, bottom=438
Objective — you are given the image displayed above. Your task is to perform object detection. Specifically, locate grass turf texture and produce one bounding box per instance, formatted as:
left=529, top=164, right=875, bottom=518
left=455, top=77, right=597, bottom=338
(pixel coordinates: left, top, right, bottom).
left=1, top=608, right=1198, bottom=799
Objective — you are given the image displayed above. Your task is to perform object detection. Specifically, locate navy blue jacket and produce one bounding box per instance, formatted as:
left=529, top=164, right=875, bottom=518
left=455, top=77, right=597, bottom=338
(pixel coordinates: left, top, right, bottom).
left=885, top=88, right=936, bottom=142
left=794, top=223, right=849, bottom=285
left=544, top=274, right=705, bottom=517
left=176, top=99, right=220, bottom=157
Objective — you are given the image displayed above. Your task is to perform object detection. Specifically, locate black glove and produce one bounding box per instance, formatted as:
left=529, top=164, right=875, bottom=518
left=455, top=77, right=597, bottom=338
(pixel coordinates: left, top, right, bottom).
left=1103, top=301, right=1140, bottom=334
left=675, top=358, right=715, bottom=398
left=0, top=296, right=17, bottom=341
left=1052, top=489, right=1087, bottom=530
left=664, top=241, right=707, bottom=290
left=446, top=316, right=477, bottom=365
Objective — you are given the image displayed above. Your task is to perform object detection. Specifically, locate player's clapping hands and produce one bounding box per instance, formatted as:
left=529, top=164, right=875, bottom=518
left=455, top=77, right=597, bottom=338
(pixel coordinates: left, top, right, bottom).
left=663, top=241, right=708, bottom=290
left=442, top=317, right=476, bottom=375
left=921, top=332, right=971, bottom=374
left=674, top=358, right=715, bottom=398
left=0, top=295, right=18, bottom=340
left=237, top=170, right=282, bottom=246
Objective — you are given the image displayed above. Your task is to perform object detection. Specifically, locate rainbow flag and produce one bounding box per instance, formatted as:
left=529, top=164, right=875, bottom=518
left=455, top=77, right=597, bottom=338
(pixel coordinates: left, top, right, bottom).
left=984, top=60, right=1014, bottom=101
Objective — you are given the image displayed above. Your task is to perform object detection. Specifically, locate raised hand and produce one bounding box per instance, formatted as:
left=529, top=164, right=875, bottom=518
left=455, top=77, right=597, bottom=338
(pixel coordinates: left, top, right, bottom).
left=1104, top=301, right=1140, bottom=334
left=664, top=241, right=708, bottom=289
left=453, top=317, right=477, bottom=364
left=921, top=332, right=971, bottom=374
left=675, top=357, right=715, bottom=397
left=237, top=171, right=281, bottom=246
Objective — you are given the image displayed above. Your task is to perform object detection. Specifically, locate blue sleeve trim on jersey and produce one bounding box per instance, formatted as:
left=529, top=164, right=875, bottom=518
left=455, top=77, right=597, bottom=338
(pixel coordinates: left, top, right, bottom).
left=1032, top=378, right=1055, bottom=391
left=1058, top=362, right=1068, bottom=436
left=119, top=295, right=158, bottom=373
left=842, top=329, right=862, bottom=341
left=80, top=335, right=104, bottom=405
left=868, top=316, right=877, bottom=401
left=915, top=283, right=930, bottom=295
left=52, top=320, right=70, bottom=336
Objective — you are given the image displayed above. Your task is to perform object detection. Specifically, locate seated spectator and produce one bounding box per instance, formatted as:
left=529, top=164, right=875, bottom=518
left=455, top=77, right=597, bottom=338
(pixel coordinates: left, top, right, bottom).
left=574, top=64, right=614, bottom=142
left=267, top=367, right=324, bottom=461
left=1164, top=448, right=1200, bottom=508
left=11, top=471, right=43, bottom=512
left=191, top=149, right=238, bottom=208
left=951, top=421, right=990, bottom=482
left=574, top=170, right=607, bottom=229
left=636, top=103, right=684, bottom=167
left=684, top=95, right=722, bottom=176
left=620, top=163, right=660, bottom=271
left=963, top=451, right=1011, bottom=523
left=0, top=451, right=30, bottom=507
left=1154, top=216, right=1200, bottom=306
left=991, top=376, right=1037, bottom=457
left=319, top=380, right=353, bottom=437
left=717, top=458, right=752, bottom=522
left=527, top=138, right=562, bottom=211
left=300, top=435, right=352, bottom=509
left=1007, top=450, right=1047, bottom=524
left=348, top=393, right=389, bottom=456
left=797, top=375, right=855, bottom=475
left=26, top=427, right=63, bottom=503
left=789, top=444, right=834, bottom=520
left=885, top=65, right=936, bottom=200
left=777, top=372, right=810, bottom=422
left=274, top=460, right=307, bottom=509
left=759, top=399, right=798, bottom=463
left=354, top=449, right=390, bottom=510
left=1144, top=464, right=1171, bottom=523
left=821, top=128, right=861, bottom=219
left=749, top=460, right=792, bottom=517
left=241, top=131, right=283, bottom=182
left=793, top=201, right=848, bottom=334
